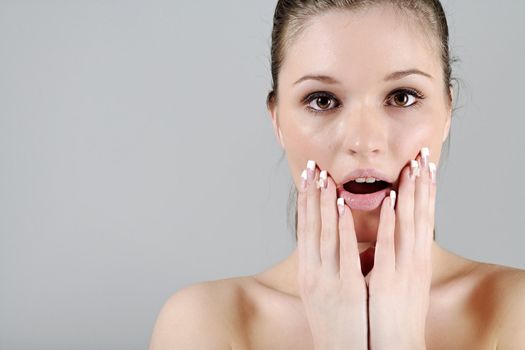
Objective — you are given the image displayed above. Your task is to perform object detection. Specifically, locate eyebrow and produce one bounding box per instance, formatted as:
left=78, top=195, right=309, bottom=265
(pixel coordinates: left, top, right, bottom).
left=292, top=68, right=433, bottom=86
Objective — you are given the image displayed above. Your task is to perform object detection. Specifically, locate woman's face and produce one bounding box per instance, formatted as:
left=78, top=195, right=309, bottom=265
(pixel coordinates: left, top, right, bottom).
left=268, top=5, right=452, bottom=242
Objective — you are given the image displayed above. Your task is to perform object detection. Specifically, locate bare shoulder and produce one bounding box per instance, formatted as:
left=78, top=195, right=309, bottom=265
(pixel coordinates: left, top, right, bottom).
left=148, top=276, right=254, bottom=350
left=473, top=263, right=525, bottom=349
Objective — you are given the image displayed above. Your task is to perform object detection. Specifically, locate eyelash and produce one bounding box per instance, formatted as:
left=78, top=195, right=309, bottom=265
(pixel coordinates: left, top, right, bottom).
left=302, top=88, right=426, bottom=116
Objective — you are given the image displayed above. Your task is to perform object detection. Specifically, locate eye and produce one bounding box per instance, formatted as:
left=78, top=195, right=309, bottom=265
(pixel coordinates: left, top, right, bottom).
left=387, top=88, right=425, bottom=108
left=303, top=92, right=341, bottom=114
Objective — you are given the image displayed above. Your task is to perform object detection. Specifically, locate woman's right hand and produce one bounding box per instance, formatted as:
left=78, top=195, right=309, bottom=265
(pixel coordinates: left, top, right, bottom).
left=297, top=160, right=368, bottom=350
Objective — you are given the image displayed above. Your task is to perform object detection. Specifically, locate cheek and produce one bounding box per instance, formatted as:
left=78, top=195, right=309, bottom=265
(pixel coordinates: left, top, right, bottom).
left=390, top=118, right=445, bottom=161
left=280, top=112, right=336, bottom=173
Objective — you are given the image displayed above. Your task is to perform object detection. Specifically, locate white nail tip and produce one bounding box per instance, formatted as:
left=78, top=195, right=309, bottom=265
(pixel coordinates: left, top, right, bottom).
left=307, top=160, right=316, bottom=170
left=410, top=159, right=420, bottom=178
left=390, top=190, right=397, bottom=209
left=337, top=197, right=345, bottom=215
left=300, top=169, right=307, bottom=180
left=316, top=171, right=327, bottom=189
left=421, top=147, right=430, bottom=157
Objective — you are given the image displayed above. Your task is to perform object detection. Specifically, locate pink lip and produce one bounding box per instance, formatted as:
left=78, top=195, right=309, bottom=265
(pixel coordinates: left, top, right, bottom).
left=338, top=186, right=391, bottom=211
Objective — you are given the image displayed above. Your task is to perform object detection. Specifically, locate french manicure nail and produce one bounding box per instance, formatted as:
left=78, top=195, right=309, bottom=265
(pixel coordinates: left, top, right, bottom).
left=429, top=162, right=437, bottom=184
left=319, top=170, right=327, bottom=190
left=390, top=190, right=397, bottom=209
left=306, top=160, right=316, bottom=181
left=410, top=159, right=420, bottom=180
left=421, top=147, right=430, bottom=169
left=300, top=169, right=307, bottom=191
left=337, top=197, right=345, bottom=215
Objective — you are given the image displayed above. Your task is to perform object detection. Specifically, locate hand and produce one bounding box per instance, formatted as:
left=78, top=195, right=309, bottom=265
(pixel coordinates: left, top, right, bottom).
left=367, top=148, right=436, bottom=350
left=296, top=160, right=368, bottom=350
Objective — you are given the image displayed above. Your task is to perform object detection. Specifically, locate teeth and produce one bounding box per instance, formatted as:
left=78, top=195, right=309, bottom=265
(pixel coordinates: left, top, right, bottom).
left=354, top=177, right=378, bottom=183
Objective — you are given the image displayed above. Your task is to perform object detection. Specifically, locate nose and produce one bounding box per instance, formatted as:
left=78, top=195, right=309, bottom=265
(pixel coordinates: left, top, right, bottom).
left=342, top=107, right=386, bottom=158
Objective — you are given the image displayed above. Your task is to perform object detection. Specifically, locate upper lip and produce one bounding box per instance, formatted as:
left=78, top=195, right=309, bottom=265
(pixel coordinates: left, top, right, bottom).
left=337, top=168, right=394, bottom=189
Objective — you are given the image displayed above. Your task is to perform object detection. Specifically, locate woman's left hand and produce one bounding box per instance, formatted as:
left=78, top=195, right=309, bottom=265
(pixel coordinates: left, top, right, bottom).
left=367, top=148, right=436, bottom=350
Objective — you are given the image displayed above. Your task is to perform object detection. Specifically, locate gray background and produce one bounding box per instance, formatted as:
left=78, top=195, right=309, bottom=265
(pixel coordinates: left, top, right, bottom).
left=1, top=0, right=524, bottom=349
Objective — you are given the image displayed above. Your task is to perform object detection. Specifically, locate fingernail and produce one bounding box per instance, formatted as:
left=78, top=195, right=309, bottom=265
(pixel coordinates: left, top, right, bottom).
left=337, top=197, right=345, bottom=215
left=421, top=147, right=430, bottom=169
left=429, top=162, right=437, bottom=184
left=300, top=169, right=307, bottom=191
left=390, top=190, right=397, bottom=209
left=318, top=170, right=327, bottom=190
left=410, top=159, right=420, bottom=180
left=306, top=160, right=316, bottom=181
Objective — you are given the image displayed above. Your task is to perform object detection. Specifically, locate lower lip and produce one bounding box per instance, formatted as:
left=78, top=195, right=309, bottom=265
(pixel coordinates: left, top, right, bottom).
left=338, top=187, right=391, bottom=211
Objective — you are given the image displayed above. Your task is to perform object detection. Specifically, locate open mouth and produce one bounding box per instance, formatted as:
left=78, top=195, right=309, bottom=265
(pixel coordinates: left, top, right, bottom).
left=339, top=176, right=395, bottom=211
left=343, top=178, right=392, bottom=194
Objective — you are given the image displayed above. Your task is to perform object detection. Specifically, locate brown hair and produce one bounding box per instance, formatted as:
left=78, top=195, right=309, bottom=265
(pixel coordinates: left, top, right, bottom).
left=267, top=0, right=456, bottom=107
left=265, top=0, right=460, bottom=241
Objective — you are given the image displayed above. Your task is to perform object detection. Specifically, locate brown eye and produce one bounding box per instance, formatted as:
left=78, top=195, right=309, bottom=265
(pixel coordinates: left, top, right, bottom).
left=319, top=96, right=334, bottom=109
left=305, top=92, right=339, bottom=113
left=394, top=92, right=415, bottom=107
left=388, top=89, right=421, bottom=108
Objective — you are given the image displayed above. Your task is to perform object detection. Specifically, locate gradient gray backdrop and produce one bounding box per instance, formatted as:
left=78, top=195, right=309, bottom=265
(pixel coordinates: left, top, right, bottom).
left=1, top=1, right=524, bottom=349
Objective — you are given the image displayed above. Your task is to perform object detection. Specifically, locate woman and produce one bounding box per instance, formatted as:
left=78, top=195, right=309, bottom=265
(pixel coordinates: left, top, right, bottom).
left=149, top=1, right=525, bottom=349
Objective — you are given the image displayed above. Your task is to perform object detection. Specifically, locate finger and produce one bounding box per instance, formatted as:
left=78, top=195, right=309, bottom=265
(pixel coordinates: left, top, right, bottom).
left=394, top=160, right=417, bottom=268
left=425, top=162, right=437, bottom=252
left=305, top=160, right=321, bottom=269
left=428, top=162, right=437, bottom=224
left=414, top=148, right=431, bottom=256
left=297, top=169, right=308, bottom=280
left=319, top=171, right=339, bottom=275
left=374, top=191, right=396, bottom=273
left=338, top=199, right=361, bottom=280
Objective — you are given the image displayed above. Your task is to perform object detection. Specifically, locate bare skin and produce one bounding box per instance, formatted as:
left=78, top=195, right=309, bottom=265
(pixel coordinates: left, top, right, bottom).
left=148, top=4, right=525, bottom=349
left=148, top=247, right=525, bottom=349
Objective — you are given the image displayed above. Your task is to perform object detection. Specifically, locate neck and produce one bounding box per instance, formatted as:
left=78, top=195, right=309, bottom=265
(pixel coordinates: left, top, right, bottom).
left=255, top=240, right=460, bottom=298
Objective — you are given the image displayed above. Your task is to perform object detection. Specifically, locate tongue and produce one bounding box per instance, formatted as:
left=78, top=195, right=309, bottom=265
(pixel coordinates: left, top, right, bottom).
left=345, top=181, right=389, bottom=194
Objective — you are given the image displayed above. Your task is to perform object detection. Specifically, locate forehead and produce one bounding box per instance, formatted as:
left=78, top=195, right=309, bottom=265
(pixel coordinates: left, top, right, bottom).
left=280, top=5, right=440, bottom=86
